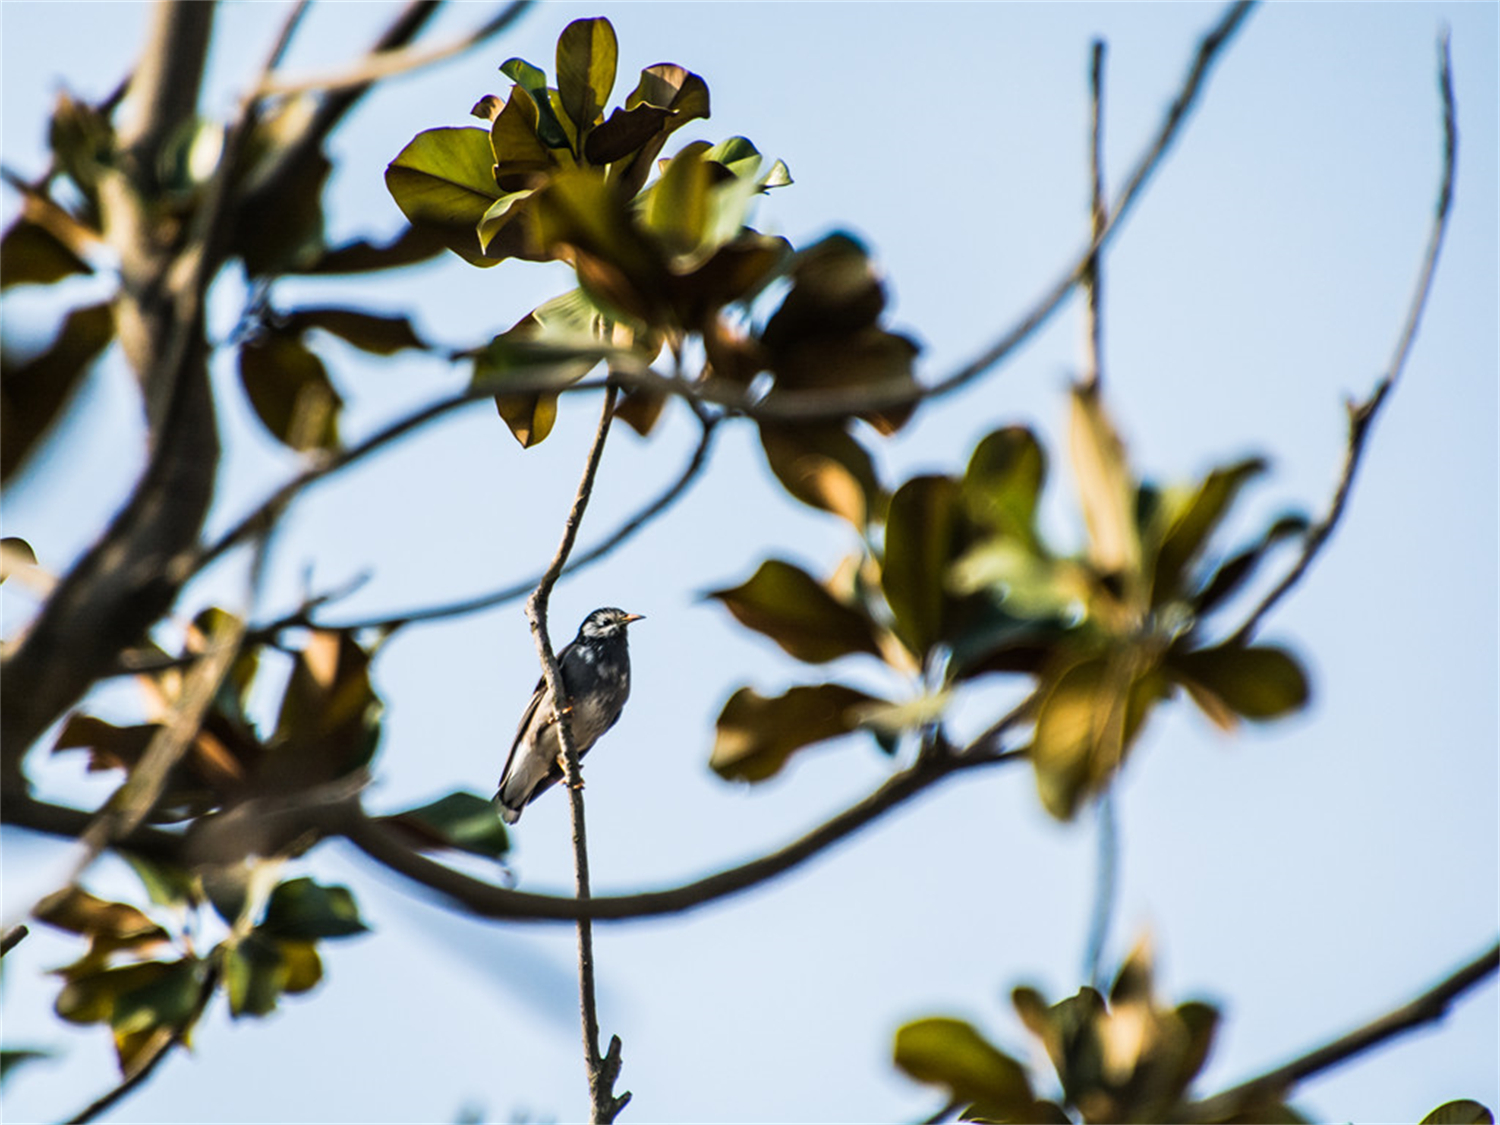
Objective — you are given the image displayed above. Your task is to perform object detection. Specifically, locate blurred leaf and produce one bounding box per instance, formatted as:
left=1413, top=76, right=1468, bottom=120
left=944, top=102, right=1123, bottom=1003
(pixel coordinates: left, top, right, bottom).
left=259, top=877, right=367, bottom=940
left=759, top=422, right=882, bottom=527
left=613, top=384, right=668, bottom=436
left=708, top=559, right=883, bottom=664
left=533, top=168, right=666, bottom=322
left=555, top=17, right=618, bottom=134
left=0, top=536, right=38, bottom=585
left=0, top=217, right=92, bottom=289
left=1170, top=643, right=1309, bottom=725
left=643, top=141, right=714, bottom=261
left=0, top=1049, right=52, bottom=1084
left=299, top=224, right=449, bottom=275
left=963, top=426, right=1047, bottom=548
left=1191, top=513, right=1309, bottom=616
left=234, top=149, right=330, bottom=277
left=109, top=959, right=201, bottom=1038
left=384, top=792, right=510, bottom=860
left=1031, top=655, right=1166, bottom=820
left=1069, top=383, right=1139, bottom=583
left=224, top=931, right=285, bottom=1018
left=121, top=851, right=199, bottom=910
left=767, top=327, right=920, bottom=434
left=585, top=103, right=672, bottom=164
left=1422, top=1101, right=1495, bottom=1125
left=55, top=961, right=177, bottom=1026
left=238, top=330, right=341, bottom=453
left=711, top=683, right=881, bottom=782
left=283, top=307, right=424, bottom=356
left=1, top=301, right=114, bottom=482
left=34, top=886, right=167, bottom=946
left=277, top=938, right=324, bottom=995
left=266, top=631, right=381, bottom=789
left=52, top=713, right=156, bottom=773
left=883, top=475, right=968, bottom=659
left=48, top=89, right=113, bottom=198
left=762, top=234, right=884, bottom=350
left=385, top=127, right=503, bottom=266
left=894, top=1017, right=1036, bottom=1120
left=1152, top=458, right=1266, bottom=606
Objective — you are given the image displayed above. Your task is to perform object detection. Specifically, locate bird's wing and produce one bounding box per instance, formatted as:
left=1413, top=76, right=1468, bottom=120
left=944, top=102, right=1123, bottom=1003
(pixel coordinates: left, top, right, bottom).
left=497, top=639, right=574, bottom=785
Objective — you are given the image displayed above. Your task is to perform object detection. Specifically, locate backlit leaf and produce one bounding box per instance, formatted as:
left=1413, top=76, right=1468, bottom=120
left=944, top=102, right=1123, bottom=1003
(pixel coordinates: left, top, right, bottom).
left=385, top=127, right=503, bottom=266
left=963, top=426, right=1047, bottom=547
left=237, top=331, right=341, bottom=453
left=284, top=307, right=424, bottom=356
left=758, top=422, right=882, bottom=527
left=1069, top=383, right=1139, bottom=582
left=883, top=475, right=967, bottom=660
left=556, top=18, right=618, bottom=133
left=1170, top=643, right=1309, bottom=723
left=1151, top=458, right=1266, bottom=606
left=1422, top=1101, right=1495, bottom=1125
left=0, top=217, right=91, bottom=289
left=894, top=1017, right=1035, bottom=1120
left=384, top=792, right=510, bottom=861
left=711, top=683, right=881, bottom=782
left=708, top=559, right=882, bottom=664
left=259, top=877, right=367, bottom=940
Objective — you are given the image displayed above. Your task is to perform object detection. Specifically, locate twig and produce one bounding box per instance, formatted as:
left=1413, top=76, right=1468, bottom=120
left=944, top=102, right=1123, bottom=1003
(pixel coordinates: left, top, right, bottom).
left=524, top=383, right=631, bottom=1120
left=1, top=924, right=29, bottom=957
left=63, top=962, right=221, bottom=1125
left=1230, top=32, right=1457, bottom=646
left=257, top=1, right=533, bottom=98
left=1182, top=940, right=1499, bottom=1120
left=1081, top=40, right=1108, bottom=391
left=1082, top=788, right=1117, bottom=989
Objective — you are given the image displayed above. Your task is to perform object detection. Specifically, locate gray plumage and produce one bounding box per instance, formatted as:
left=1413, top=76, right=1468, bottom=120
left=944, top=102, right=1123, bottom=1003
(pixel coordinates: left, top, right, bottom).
left=495, top=607, right=643, bottom=824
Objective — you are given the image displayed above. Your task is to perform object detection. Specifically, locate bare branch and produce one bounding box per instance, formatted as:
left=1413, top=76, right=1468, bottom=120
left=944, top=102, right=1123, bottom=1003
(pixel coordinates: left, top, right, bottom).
left=1081, top=39, right=1108, bottom=392
left=1, top=924, right=29, bottom=958
left=522, top=383, right=631, bottom=1119
left=1183, top=940, right=1499, bottom=1120
left=1230, top=32, right=1458, bottom=646
left=256, top=1, right=533, bottom=98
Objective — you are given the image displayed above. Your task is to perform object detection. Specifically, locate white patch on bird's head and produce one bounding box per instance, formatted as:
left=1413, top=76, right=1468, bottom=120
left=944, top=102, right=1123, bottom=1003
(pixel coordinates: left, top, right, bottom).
left=578, top=606, right=645, bottom=640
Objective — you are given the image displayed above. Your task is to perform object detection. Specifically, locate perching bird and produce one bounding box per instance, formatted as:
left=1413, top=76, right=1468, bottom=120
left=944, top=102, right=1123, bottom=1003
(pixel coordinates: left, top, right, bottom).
left=495, top=607, right=644, bottom=824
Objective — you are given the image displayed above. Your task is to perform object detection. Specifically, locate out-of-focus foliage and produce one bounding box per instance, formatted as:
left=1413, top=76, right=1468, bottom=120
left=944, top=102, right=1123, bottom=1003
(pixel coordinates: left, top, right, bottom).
left=709, top=383, right=1311, bottom=819
left=895, top=940, right=1306, bottom=1124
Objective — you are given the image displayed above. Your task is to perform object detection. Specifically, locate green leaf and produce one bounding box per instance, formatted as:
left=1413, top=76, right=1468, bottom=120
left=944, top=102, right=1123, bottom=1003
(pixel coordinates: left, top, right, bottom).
left=297, top=224, right=448, bottom=275
left=0, top=217, right=92, bottom=289
left=894, top=1017, right=1035, bottom=1121
left=882, top=475, right=967, bottom=660
left=708, top=559, right=883, bottom=664
left=55, top=961, right=178, bottom=1026
left=533, top=168, right=666, bottom=323
left=110, top=959, right=202, bottom=1037
left=260, top=877, right=367, bottom=940
left=121, top=851, right=199, bottom=910
left=1151, top=458, right=1267, bottom=606
left=1069, top=382, right=1139, bottom=582
left=34, top=886, right=167, bottom=946
left=488, top=87, right=553, bottom=184
left=614, top=64, right=712, bottom=196
left=283, top=307, right=425, bottom=356
left=762, top=233, right=885, bottom=351
left=1170, top=643, right=1310, bottom=725
left=224, top=931, right=286, bottom=1018
left=385, top=127, right=503, bottom=266
left=555, top=18, right=618, bottom=134
left=711, top=683, right=881, bottom=782
left=963, top=426, right=1047, bottom=547
left=385, top=792, right=510, bottom=861
left=1422, top=1101, right=1495, bottom=1125
left=643, top=141, right=714, bottom=261
left=477, top=187, right=538, bottom=253
left=585, top=103, right=672, bottom=165
left=1, top=301, right=114, bottom=482
left=237, top=331, right=341, bottom=453
left=499, top=58, right=571, bottom=149
left=758, top=422, right=882, bottom=527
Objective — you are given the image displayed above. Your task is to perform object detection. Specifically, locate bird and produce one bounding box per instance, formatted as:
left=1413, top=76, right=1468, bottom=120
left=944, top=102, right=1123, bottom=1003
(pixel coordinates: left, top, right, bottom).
left=495, top=607, right=644, bottom=824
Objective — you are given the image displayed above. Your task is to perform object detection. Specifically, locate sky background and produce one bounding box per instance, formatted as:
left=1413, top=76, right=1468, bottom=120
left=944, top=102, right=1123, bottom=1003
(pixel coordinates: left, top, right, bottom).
left=2, top=2, right=1496, bottom=1123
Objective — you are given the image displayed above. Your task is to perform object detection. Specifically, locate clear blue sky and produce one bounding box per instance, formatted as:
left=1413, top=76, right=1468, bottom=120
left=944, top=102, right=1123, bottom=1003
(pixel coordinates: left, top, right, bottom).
left=3, top=3, right=1496, bottom=1122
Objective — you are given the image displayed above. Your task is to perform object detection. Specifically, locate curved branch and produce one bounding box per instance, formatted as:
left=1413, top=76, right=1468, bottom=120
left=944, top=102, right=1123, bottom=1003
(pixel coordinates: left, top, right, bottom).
left=1231, top=32, right=1457, bottom=646
left=1184, top=940, right=1499, bottom=1120
left=340, top=747, right=1024, bottom=923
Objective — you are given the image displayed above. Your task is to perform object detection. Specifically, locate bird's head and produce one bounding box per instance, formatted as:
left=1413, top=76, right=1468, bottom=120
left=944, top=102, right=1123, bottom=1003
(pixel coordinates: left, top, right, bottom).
left=577, top=606, right=645, bottom=641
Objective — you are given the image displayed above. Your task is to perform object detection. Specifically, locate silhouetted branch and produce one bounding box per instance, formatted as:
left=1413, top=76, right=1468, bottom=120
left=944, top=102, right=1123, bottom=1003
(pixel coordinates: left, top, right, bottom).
left=1231, top=32, right=1457, bottom=646
left=1183, top=940, right=1499, bottom=1120
left=1, top=924, right=29, bottom=958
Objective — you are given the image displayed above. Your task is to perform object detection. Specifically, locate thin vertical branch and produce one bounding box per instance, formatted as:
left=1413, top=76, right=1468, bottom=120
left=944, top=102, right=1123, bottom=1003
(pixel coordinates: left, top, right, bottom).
left=523, top=384, right=631, bottom=1122
left=1081, top=39, right=1108, bottom=391
left=1231, top=32, right=1458, bottom=645
left=1083, top=789, right=1118, bottom=988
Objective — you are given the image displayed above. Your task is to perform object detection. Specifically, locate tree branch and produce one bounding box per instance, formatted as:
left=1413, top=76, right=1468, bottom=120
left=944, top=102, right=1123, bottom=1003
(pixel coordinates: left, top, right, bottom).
left=523, top=383, right=631, bottom=1120
left=1, top=924, right=29, bottom=958
left=1231, top=32, right=1457, bottom=646
left=1183, top=940, right=1499, bottom=1120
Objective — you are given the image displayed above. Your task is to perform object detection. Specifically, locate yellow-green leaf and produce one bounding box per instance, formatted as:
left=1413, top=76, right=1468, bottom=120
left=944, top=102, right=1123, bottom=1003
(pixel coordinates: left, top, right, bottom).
left=385, top=127, right=502, bottom=266
left=758, top=422, right=882, bottom=527
left=1170, top=643, right=1309, bottom=723
left=1069, top=382, right=1139, bottom=582
left=555, top=18, right=618, bottom=134
left=883, top=475, right=966, bottom=660
left=237, top=331, right=341, bottom=453
left=1422, top=1100, right=1495, bottom=1125
left=894, top=1017, right=1035, bottom=1120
